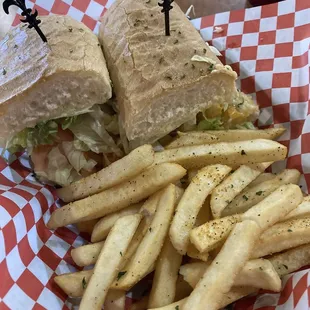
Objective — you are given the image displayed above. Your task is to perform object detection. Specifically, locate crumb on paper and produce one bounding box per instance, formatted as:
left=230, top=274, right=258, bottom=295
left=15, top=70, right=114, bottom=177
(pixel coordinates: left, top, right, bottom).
left=214, top=26, right=224, bottom=33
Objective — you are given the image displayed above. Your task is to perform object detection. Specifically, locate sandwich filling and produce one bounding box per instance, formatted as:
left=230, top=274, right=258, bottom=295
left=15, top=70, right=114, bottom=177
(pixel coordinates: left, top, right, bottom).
left=2, top=91, right=258, bottom=186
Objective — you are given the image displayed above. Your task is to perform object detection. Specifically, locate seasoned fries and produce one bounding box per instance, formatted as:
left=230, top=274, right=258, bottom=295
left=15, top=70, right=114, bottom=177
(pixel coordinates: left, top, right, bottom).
left=104, top=290, right=126, bottom=310
left=180, top=259, right=281, bottom=292
left=113, top=185, right=176, bottom=290
left=166, top=131, right=219, bottom=149
left=165, top=128, right=286, bottom=150
left=202, top=128, right=286, bottom=141
left=170, top=164, right=231, bottom=254
left=148, top=237, right=182, bottom=308
left=269, top=243, right=310, bottom=277
left=57, top=145, right=154, bottom=202
left=91, top=203, right=142, bottom=242
left=283, top=196, right=310, bottom=221
left=71, top=241, right=104, bottom=267
left=54, top=270, right=92, bottom=297
left=252, top=218, right=310, bottom=258
left=222, top=169, right=301, bottom=216
left=154, top=139, right=287, bottom=169
left=79, top=214, right=141, bottom=310
left=191, top=184, right=303, bottom=252
left=48, top=163, right=186, bottom=229
left=184, top=220, right=262, bottom=310
left=210, top=162, right=271, bottom=218
left=190, top=215, right=241, bottom=253
left=50, top=130, right=308, bottom=310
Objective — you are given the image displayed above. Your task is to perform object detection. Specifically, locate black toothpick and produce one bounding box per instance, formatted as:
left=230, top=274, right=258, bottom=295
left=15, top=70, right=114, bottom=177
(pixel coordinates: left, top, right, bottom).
left=158, top=0, right=173, bottom=36
left=3, top=0, right=47, bottom=43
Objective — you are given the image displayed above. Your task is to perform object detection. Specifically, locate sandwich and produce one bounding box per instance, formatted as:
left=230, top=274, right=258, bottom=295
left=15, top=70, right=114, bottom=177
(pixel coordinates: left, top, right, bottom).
left=0, top=2, right=259, bottom=187
left=99, top=0, right=259, bottom=149
left=0, top=15, right=121, bottom=186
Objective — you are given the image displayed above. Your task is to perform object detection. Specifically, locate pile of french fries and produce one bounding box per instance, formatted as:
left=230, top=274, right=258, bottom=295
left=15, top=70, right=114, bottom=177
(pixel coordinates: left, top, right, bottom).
left=47, top=128, right=310, bottom=310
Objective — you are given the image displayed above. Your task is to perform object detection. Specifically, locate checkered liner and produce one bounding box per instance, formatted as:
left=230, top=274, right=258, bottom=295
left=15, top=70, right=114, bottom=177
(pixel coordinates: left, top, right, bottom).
left=1, top=0, right=310, bottom=309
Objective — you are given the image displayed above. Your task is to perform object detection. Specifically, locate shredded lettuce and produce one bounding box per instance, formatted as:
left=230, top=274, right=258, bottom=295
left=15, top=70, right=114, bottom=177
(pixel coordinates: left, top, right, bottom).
left=197, top=118, right=224, bottom=130
left=5, top=121, right=58, bottom=154
left=61, top=116, right=78, bottom=130
left=62, top=142, right=97, bottom=173
left=36, top=146, right=81, bottom=186
left=66, top=105, right=122, bottom=157
left=235, top=122, right=256, bottom=130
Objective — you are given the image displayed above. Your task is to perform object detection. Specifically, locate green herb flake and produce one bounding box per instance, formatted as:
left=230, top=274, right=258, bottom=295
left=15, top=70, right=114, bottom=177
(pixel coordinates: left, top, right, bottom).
left=283, top=264, right=288, bottom=269
left=288, top=229, right=293, bottom=232
left=117, top=271, right=127, bottom=281
left=82, top=277, right=87, bottom=289
left=243, top=195, right=249, bottom=201
left=256, top=191, right=263, bottom=196
left=208, top=63, right=214, bottom=73
left=241, top=150, right=246, bottom=155
left=175, top=306, right=179, bottom=310
left=149, top=227, right=152, bottom=232
left=120, top=251, right=123, bottom=256
left=231, top=184, right=234, bottom=188
left=2, top=68, right=7, bottom=75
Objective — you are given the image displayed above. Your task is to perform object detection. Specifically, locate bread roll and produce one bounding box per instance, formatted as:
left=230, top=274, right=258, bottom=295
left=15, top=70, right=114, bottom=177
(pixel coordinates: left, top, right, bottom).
left=0, top=15, right=112, bottom=146
left=99, top=0, right=242, bottom=145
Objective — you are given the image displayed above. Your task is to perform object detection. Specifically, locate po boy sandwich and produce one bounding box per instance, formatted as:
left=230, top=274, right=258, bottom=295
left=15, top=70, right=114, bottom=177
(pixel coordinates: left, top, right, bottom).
left=99, top=0, right=259, bottom=148
left=0, top=15, right=121, bottom=185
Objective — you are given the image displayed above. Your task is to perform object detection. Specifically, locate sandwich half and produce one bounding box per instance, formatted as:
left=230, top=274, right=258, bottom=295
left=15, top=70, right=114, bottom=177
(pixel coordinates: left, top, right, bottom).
left=0, top=15, right=120, bottom=185
left=99, top=0, right=259, bottom=147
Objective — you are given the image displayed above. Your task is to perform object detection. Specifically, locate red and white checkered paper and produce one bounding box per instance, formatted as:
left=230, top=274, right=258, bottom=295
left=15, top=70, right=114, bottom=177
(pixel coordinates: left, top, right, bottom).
left=1, top=0, right=310, bottom=309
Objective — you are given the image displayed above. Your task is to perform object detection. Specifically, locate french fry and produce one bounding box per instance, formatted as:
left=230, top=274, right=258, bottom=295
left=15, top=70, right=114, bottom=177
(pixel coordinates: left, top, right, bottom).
left=180, top=259, right=281, bottom=292
left=57, top=145, right=154, bottom=202
left=148, top=286, right=259, bottom=310
left=191, top=184, right=303, bottom=253
left=210, top=162, right=271, bottom=218
left=76, top=219, right=99, bottom=235
left=154, top=139, right=287, bottom=169
left=123, top=188, right=183, bottom=271
left=183, top=220, right=261, bottom=310
left=222, top=169, right=301, bottom=216
left=202, top=128, right=286, bottom=142
left=148, top=237, right=182, bottom=308
left=48, top=163, right=186, bottom=229
left=190, top=215, right=241, bottom=253
left=252, top=218, right=310, bottom=258
left=54, top=270, right=92, bottom=297
left=283, top=196, right=310, bottom=221
left=71, top=241, right=104, bottom=267
left=165, top=128, right=286, bottom=150
left=269, top=243, right=310, bottom=277
left=242, top=184, right=303, bottom=230
left=247, top=173, right=276, bottom=188
left=91, top=203, right=143, bottom=242
left=186, top=243, right=209, bottom=262
left=79, top=214, right=141, bottom=310
left=113, top=184, right=176, bottom=290
left=104, top=290, right=126, bottom=310
left=170, top=165, right=231, bottom=254
left=165, top=132, right=219, bottom=149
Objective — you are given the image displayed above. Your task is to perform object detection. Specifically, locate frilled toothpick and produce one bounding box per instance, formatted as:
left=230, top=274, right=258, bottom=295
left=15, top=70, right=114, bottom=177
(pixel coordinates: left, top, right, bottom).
left=3, top=0, right=47, bottom=42
left=158, top=0, right=174, bottom=36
